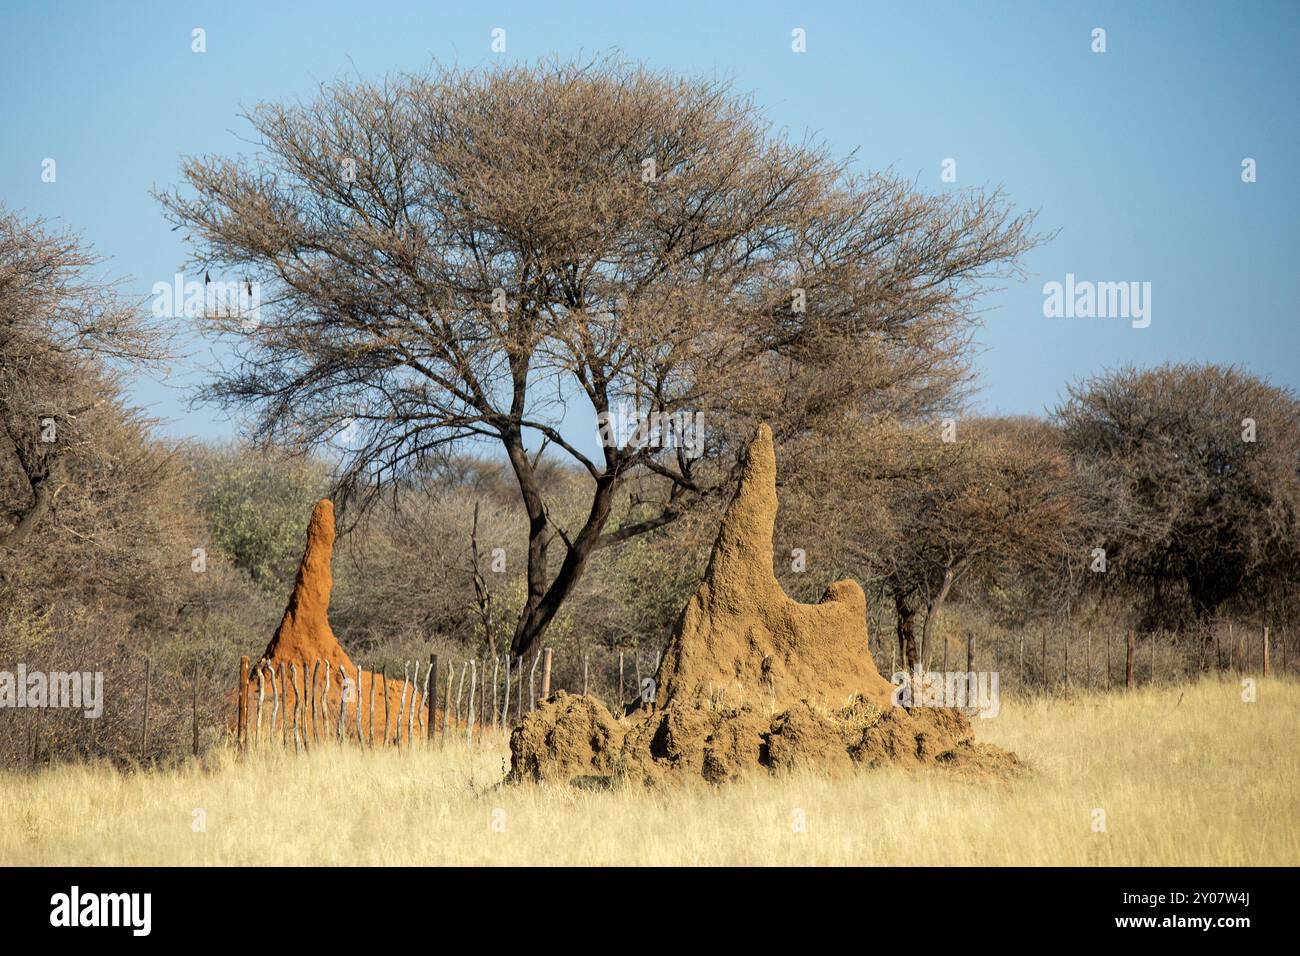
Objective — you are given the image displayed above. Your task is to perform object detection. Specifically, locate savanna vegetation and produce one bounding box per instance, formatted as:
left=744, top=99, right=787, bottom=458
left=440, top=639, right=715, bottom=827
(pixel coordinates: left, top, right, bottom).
left=3, top=59, right=1298, bottom=771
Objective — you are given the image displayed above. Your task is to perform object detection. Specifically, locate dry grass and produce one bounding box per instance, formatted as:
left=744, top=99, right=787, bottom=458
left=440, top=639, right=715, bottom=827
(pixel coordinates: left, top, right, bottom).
left=1, top=675, right=1295, bottom=866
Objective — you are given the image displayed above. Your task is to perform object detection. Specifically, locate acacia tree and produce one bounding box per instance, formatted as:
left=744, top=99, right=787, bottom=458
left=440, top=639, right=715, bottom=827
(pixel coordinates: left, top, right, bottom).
left=0, top=206, right=169, bottom=552
left=158, top=57, right=1038, bottom=658
left=1058, top=363, right=1300, bottom=629
left=786, top=416, right=1075, bottom=671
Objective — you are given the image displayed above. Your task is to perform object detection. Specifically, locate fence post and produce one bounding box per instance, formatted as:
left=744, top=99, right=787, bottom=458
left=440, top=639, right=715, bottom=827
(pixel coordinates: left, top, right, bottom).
left=238, top=655, right=249, bottom=752
left=467, top=660, right=477, bottom=744
left=292, top=664, right=305, bottom=754
left=966, top=632, right=974, bottom=675
left=268, top=665, right=279, bottom=744
left=321, top=663, right=331, bottom=740
left=528, top=652, right=540, bottom=711
left=619, top=651, right=625, bottom=705
left=491, top=656, right=500, bottom=730
left=1125, top=630, right=1135, bottom=690
left=256, top=666, right=265, bottom=750
left=309, top=659, right=320, bottom=746
left=443, top=666, right=453, bottom=747
left=368, top=668, right=376, bottom=748
left=141, top=655, right=151, bottom=760
left=501, top=656, right=511, bottom=728
left=1106, top=630, right=1112, bottom=689
left=540, top=647, right=553, bottom=700
left=279, top=662, right=289, bottom=747
left=407, top=662, right=417, bottom=746
left=353, top=665, right=362, bottom=744
left=397, top=663, right=409, bottom=749
left=1262, top=626, right=1270, bottom=676
left=192, top=668, right=200, bottom=758
left=427, top=654, right=438, bottom=742
left=337, top=665, right=346, bottom=744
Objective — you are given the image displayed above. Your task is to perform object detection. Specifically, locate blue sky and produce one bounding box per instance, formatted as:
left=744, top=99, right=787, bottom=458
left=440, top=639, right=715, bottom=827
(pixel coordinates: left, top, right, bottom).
left=2, top=0, right=1297, bottom=444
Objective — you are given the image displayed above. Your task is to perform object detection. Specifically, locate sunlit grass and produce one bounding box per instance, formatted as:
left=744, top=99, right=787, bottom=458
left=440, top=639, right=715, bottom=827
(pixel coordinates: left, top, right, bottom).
left=1, top=675, right=1294, bottom=865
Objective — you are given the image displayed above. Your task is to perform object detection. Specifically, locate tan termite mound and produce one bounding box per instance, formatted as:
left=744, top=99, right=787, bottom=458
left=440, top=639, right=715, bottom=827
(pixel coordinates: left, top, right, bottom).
left=507, top=425, right=1021, bottom=786
left=250, top=499, right=425, bottom=743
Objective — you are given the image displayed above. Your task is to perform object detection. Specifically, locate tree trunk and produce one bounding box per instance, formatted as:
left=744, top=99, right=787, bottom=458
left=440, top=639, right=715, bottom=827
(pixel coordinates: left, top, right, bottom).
left=0, top=454, right=63, bottom=552
left=895, top=592, right=919, bottom=672
left=508, top=465, right=619, bottom=660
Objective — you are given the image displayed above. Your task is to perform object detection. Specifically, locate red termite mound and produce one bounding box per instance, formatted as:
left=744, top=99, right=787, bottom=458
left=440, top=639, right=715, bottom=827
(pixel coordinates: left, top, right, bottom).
left=248, top=499, right=426, bottom=743
left=507, top=425, right=1021, bottom=786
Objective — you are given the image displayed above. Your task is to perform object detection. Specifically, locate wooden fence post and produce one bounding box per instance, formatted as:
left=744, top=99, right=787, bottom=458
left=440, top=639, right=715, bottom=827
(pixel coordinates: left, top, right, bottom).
left=268, top=665, right=279, bottom=744
left=192, top=668, right=200, bottom=758
left=1125, top=630, right=1135, bottom=690
left=462, top=660, right=473, bottom=728
left=397, top=664, right=409, bottom=749
left=1106, top=630, right=1112, bottom=689
left=942, top=636, right=949, bottom=673
left=309, top=659, right=320, bottom=746
left=141, top=655, right=151, bottom=760
left=367, top=668, right=376, bottom=748
left=337, top=665, right=346, bottom=744
left=619, top=651, right=625, bottom=704
left=467, top=660, right=477, bottom=744
left=353, top=664, right=362, bottom=743
left=238, top=655, right=249, bottom=752
left=256, top=666, right=265, bottom=750
left=1262, top=626, right=1270, bottom=676
left=280, top=662, right=289, bottom=747
left=293, top=664, right=305, bottom=754
left=491, top=656, right=500, bottom=730
left=407, top=663, right=417, bottom=746
left=966, top=632, right=974, bottom=675
left=427, top=655, right=438, bottom=742
left=321, top=663, right=331, bottom=740
left=442, top=665, right=453, bottom=746
left=501, top=656, right=510, bottom=728
left=541, top=648, right=553, bottom=700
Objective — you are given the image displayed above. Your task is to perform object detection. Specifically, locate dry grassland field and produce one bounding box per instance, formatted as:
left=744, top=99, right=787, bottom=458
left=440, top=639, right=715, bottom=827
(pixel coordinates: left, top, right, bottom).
left=2, top=677, right=1294, bottom=867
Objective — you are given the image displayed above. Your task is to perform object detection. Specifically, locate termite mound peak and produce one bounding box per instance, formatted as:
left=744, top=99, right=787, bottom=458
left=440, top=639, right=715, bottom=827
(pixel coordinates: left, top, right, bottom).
left=507, top=425, right=1022, bottom=786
